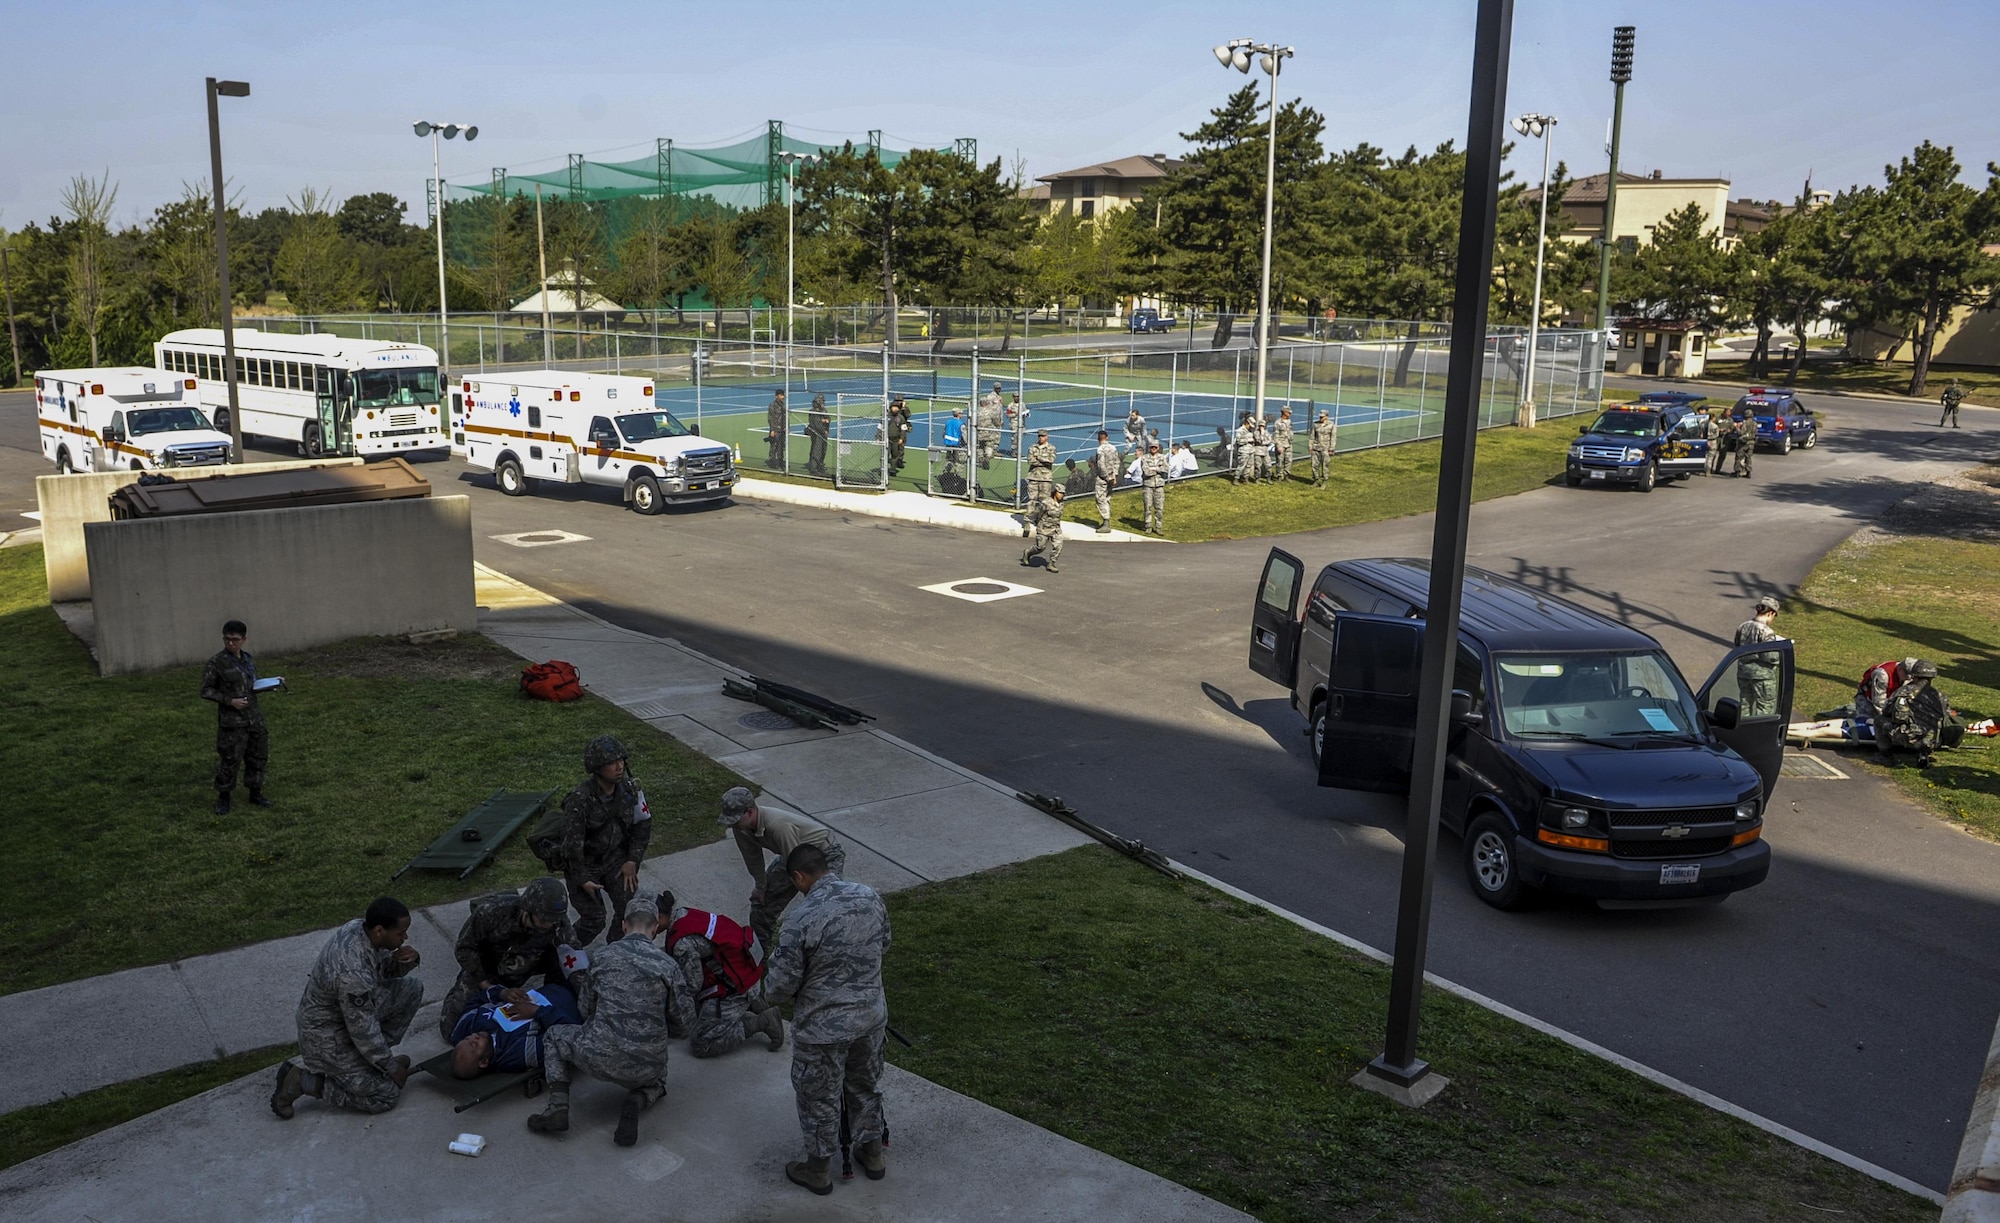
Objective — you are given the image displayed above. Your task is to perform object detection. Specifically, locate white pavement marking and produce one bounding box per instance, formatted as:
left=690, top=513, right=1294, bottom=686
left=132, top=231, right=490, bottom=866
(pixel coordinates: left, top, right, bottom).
left=21, top=510, right=42, bottom=520
left=1173, top=860, right=1947, bottom=1206
left=490, top=529, right=593, bottom=548
left=920, top=577, right=1043, bottom=604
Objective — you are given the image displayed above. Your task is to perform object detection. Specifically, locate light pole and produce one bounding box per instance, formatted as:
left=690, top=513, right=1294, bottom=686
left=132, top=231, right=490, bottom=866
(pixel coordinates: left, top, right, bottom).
left=1511, top=113, right=1556, bottom=426
left=1595, top=27, right=1634, bottom=334
left=1213, top=37, right=1294, bottom=423
left=206, top=77, right=249, bottom=461
left=414, top=120, right=479, bottom=385
left=777, top=151, right=821, bottom=362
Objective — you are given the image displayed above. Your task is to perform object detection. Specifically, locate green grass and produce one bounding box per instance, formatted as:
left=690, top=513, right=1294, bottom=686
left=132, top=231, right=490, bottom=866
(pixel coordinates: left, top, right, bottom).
left=0, top=544, right=743, bottom=996
left=1702, top=356, right=2000, bottom=406
left=0, top=1045, right=293, bottom=1172
left=1072, top=423, right=1577, bottom=541
left=1783, top=485, right=2000, bottom=840
left=884, top=846, right=1935, bottom=1222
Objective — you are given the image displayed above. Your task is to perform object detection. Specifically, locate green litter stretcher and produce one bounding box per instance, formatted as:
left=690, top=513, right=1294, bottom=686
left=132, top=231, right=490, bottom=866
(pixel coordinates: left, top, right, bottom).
left=392, top=788, right=554, bottom=881
left=414, top=1049, right=544, bottom=1113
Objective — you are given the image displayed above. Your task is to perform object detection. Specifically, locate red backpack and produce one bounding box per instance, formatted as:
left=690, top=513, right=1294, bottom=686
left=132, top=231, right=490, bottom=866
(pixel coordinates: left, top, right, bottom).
left=666, top=909, right=765, bottom=1002
left=521, top=660, right=583, bottom=702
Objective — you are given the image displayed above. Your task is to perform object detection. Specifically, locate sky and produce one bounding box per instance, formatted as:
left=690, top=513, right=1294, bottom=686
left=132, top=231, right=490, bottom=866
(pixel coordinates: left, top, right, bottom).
left=5, top=0, right=2000, bottom=232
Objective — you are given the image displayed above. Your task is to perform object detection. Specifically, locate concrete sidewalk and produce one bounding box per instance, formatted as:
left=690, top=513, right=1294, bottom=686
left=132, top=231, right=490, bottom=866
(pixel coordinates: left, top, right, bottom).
left=731, top=475, right=1166, bottom=542
left=0, top=566, right=1252, bottom=1221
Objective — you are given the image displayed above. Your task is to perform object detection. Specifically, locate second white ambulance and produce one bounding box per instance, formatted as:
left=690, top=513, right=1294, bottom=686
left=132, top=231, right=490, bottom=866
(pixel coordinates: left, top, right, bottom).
left=461, top=372, right=736, bottom=513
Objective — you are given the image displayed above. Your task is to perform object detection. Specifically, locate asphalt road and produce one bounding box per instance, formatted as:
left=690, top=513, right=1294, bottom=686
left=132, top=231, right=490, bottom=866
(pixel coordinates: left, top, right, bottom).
left=4, top=380, right=1995, bottom=1189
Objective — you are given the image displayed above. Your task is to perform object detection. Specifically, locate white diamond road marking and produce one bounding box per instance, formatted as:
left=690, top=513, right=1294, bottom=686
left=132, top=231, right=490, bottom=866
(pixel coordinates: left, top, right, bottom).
left=919, top=577, right=1043, bottom=604
left=20, top=511, right=43, bottom=521
left=491, top=529, right=592, bottom=548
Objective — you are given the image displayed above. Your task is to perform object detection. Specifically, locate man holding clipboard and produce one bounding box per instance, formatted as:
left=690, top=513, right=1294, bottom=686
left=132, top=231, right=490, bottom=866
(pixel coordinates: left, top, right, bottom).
left=200, top=618, right=276, bottom=814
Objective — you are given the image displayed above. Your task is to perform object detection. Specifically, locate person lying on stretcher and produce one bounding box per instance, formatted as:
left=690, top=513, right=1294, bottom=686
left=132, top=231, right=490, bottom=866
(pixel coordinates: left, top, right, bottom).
left=449, top=982, right=584, bottom=1079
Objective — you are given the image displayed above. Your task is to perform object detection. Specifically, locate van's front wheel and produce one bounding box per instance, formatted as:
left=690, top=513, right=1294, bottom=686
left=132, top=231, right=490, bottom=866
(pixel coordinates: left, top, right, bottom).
left=630, top=473, right=665, bottom=515
left=1309, top=702, right=1328, bottom=770
left=1465, top=813, right=1528, bottom=910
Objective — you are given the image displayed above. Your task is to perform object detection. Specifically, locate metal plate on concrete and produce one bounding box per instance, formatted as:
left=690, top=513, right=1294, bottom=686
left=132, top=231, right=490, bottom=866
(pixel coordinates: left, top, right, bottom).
left=1781, top=752, right=1849, bottom=779
left=491, top=529, right=592, bottom=548
left=919, top=576, right=1042, bottom=604
left=739, top=709, right=804, bottom=731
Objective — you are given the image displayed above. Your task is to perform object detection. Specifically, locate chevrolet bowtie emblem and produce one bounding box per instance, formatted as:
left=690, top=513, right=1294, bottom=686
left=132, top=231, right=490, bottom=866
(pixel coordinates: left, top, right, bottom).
left=1660, top=825, right=1691, bottom=838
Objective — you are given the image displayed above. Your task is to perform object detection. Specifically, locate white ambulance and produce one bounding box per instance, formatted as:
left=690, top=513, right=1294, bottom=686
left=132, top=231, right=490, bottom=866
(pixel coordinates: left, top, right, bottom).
left=461, top=372, right=737, bottom=513
left=36, top=367, right=233, bottom=473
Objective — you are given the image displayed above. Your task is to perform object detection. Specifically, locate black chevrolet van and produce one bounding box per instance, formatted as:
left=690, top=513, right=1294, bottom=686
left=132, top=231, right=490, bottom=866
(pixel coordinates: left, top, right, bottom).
left=1249, top=554, right=1790, bottom=908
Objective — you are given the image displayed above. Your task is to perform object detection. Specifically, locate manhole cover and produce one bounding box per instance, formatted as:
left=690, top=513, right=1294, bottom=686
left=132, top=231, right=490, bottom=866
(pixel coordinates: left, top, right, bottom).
left=951, top=582, right=1011, bottom=596
left=740, top=710, right=804, bottom=731
left=1780, top=752, right=1848, bottom=779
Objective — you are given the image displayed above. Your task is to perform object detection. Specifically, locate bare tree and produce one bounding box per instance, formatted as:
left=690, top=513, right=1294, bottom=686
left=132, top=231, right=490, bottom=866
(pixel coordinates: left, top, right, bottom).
left=61, top=173, right=119, bottom=364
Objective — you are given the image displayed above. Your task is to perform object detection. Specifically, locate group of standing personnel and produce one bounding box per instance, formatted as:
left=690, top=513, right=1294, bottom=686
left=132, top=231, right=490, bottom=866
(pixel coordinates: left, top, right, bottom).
left=267, top=738, right=894, bottom=1197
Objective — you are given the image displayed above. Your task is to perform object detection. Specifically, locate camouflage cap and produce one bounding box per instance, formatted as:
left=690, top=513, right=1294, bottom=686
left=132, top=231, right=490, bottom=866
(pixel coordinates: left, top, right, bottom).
left=1754, top=596, right=1781, bottom=614
left=583, top=734, right=627, bottom=772
left=520, top=876, right=568, bottom=920
left=718, top=786, right=757, bottom=825
left=623, top=893, right=660, bottom=928
left=1911, top=659, right=1939, bottom=678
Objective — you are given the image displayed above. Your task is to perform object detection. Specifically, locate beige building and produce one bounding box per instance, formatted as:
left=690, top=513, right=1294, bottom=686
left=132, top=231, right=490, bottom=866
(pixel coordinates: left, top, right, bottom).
left=1532, top=170, right=1775, bottom=250
left=1035, top=154, right=1182, bottom=219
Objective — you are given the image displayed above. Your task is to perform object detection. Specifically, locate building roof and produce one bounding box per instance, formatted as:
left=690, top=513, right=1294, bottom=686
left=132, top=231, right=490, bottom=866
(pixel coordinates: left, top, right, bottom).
left=1036, top=154, right=1183, bottom=184
left=1529, top=170, right=1730, bottom=206
left=508, top=288, right=627, bottom=317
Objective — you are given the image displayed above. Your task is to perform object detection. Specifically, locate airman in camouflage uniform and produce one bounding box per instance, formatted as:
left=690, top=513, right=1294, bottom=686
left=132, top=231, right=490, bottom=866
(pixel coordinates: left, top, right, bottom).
left=886, top=397, right=911, bottom=473
left=977, top=383, right=1006, bottom=469
left=721, top=787, right=847, bottom=951
left=1123, top=407, right=1147, bottom=454
left=1268, top=408, right=1295, bottom=483
left=561, top=736, right=653, bottom=947
left=1733, top=596, right=1785, bottom=717
left=269, top=898, right=424, bottom=1119
left=766, top=390, right=788, bottom=470
left=1309, top=410, right=1337, bottom=486
left=1940, top=379, right=1965, bottom=428
left=528, top=894, right=693, bottom=1147
left=201, top=619, right=270, bottom=814
left=1878, top=660, right=1946, bottom=767
left=1139, top=441, right=1169, bottom=534
left=1233, top=415, right=1256, bottom=484
left=1024, top=430, right=1058, bottom=538
left=1021, top=487, right=1065, bottom=573
left=1733, top=411, right=1756, bottom=477
left=1092, top=431, right=1120, bottom=532
left=659, top=891, right=785, bottom=1058
left=758, top=844, right=894, bottom=1195
left=436, top=876, right=577, bottom=1041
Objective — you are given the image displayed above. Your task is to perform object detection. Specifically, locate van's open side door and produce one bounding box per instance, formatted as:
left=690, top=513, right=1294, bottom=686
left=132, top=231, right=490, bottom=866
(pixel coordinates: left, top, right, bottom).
left=1248, top=548, right=1304, bottom=688
left=1696, top=638, right=1795, bottom=802
left=1317, top=614, right=1423, bottom=795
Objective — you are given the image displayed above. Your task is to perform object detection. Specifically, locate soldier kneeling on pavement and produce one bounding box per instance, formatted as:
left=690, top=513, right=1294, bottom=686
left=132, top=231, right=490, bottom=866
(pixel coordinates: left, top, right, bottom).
left=1876, top=659, right=1963, bottom=769
left=528, top=893, right=693, bottom=1147
left=271, top=897, right=424, bottom=1119
left=437, top=876, right=577, bottom=1042
left=657, top=889, right=785, bottom=1057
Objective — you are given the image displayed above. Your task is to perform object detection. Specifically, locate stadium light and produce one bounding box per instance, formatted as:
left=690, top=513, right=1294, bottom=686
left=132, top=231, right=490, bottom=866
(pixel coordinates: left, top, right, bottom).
left=1512, top=113, right=1557, bottom=426
left=206, top=77, right=250, bottom=461
left=1212, top=37, right=1294, bottom=423
left=1596, top=26, right=1636, bottom=332
left=778, top=150, right=822, bottom=357
left=415, top=119, right=482, bottom=388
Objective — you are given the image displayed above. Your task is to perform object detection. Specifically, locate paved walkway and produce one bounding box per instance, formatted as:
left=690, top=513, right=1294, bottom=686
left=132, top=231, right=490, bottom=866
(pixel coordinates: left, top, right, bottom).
left=0, top=566, right=1245, bottom=1222
left=731, top=475, right=1166, bottom=542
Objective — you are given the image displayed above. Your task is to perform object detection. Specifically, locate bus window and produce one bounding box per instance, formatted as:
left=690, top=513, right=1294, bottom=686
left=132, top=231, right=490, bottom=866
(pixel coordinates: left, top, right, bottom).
left=354, top=368, right=441, bottom=409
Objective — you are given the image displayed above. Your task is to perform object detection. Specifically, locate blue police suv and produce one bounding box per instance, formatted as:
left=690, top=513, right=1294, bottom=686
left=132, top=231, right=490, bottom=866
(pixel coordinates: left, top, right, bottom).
left=1564, top=397, right=1713, bottom=490
left=1730, top=388, right=1818, bottom=454
left=1249, top=554, right=1787, bottom=909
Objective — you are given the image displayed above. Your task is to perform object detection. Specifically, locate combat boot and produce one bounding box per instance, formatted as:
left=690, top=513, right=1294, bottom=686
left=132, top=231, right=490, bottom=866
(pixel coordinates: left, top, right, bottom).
left=1020, top=552, right=1032, bottom=567
left=613, top=1088, right=645, bottom=1147
left=527, top=1087, right=570, bottom=1136
left=787, top=1155, right=833, bottom=1195
left=856, top=1139, right=886, bottom=1181
left=213, top=792, right=231, bottom=815
left=269, top=1060, right=306, bottom=1119
left=1045, top=564, right=1060, bottom=573
left=248, top=789, right=273, bottom=808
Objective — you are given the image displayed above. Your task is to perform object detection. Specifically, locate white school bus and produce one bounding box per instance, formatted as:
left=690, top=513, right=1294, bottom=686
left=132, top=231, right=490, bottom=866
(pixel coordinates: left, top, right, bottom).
left=36, top=366, right=232, bottom=472
left=461, top=371, right=736, bottom=513
left=155, top=328, right=447, bottom=458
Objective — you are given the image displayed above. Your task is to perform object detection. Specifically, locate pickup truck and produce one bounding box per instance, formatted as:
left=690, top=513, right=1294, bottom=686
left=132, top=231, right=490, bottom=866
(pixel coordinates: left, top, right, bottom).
left=1129, top=308, right=1177, bottom=334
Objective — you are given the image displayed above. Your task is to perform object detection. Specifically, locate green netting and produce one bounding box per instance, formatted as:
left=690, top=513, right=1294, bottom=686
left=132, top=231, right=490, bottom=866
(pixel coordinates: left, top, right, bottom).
left=446, top=123, right=941, bottom=211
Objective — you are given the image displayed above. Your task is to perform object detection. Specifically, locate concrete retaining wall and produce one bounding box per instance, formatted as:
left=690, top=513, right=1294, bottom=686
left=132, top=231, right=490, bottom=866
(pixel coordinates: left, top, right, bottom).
left=82, top=495, right=475, bottom=675
left=37, top=459, right=363, bottom=602
left=1946, top=1014, right=2000, bottom=1220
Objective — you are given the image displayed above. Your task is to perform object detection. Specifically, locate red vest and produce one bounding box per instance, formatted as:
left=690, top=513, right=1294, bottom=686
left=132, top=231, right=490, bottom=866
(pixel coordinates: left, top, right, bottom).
left=665, top=909, right=764, bottom=1001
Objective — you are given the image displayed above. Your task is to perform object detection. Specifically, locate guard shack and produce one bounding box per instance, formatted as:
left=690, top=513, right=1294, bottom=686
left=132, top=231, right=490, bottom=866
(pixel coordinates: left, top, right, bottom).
left=1613, top=319, right=1709, bottom=379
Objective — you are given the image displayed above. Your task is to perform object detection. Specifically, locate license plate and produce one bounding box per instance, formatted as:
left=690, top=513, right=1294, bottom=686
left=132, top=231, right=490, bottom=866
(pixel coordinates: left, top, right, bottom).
left=1589, top=470, right=1606, bottom=480
left=1659, top=863, right=1700, bottom=885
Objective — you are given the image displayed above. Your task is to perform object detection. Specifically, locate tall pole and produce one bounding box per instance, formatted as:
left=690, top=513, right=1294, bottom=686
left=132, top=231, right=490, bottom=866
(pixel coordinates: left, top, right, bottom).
left=1361, top=0, right=1513, bottom=1103
left=432, top=128, right=451, bottom=382
left=786, top=158, right=796, bottom=360
left=1595, top=27, right=1634, bottom=333
left=1, top=240, right=21, bottom=389
left=1252, top=53, right=1280, bottom=423
left=206, top=77, right=246, bottom=463
left=535, top=184, right=551, bottom=366
left=1520, top=118, right=1554, bottom=424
